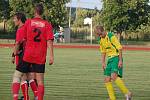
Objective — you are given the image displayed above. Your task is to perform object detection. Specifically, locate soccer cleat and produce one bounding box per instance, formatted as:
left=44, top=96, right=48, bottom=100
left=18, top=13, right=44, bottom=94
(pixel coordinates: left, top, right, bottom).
left=34, top=96, right=38, bottom=100
left=18, top=96, right=30, bottom=100
left=125, top=92, right=132, bottom=100
left=18, top=96, right=24, bottom=100
left=126, top=95, right=132, bottom=100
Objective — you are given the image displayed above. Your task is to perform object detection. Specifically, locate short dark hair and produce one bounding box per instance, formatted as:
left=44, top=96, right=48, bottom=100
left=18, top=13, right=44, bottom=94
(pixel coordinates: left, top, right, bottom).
left=35, top=3, right=44, bottom=15
left=14, top=12, right=26, bottom=23
left=95, top=25, right=104, bottom=32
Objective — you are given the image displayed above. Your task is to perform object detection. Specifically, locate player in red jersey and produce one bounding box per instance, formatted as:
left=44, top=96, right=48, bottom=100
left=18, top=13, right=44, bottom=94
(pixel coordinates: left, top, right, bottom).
left=11, top=12, right=38, bottom=100
left=22, top=4, right=54, bottom=100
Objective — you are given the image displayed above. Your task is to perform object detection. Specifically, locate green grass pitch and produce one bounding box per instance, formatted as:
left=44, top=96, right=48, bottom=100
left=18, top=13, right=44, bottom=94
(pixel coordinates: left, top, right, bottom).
left=0, top=48, right=150, bottom=100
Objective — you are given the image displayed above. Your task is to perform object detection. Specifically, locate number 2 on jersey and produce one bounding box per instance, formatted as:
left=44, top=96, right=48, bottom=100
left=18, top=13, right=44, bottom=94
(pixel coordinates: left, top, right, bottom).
left=33, top=28, right=41, bottom=42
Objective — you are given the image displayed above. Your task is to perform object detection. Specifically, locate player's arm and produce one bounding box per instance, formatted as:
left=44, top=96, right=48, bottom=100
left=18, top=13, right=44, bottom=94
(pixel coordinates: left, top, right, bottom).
left=46, top=22, right=54, bottom=65
left=12, top=27, right=26, bottom=63
left=11, top=41, right=20, bottom=63
left=47, top=40, right=54, bottom=65
left=101, top=52, right=106, bottom=70
left=111, top=36, right=123, bottom=67
left=100, top=43, right=106, bottom=70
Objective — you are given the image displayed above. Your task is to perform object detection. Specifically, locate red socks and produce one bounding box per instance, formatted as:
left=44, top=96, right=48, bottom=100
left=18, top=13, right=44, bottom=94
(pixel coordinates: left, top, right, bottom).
left=29, top=79, right=38, bottom=97
left=21, top=81, right=29, bottom=100
left=38, top=85, right=44, bottom=100
left=13, top=79, right=43, bottom=100
left=12, top=82, right=20, bottom=100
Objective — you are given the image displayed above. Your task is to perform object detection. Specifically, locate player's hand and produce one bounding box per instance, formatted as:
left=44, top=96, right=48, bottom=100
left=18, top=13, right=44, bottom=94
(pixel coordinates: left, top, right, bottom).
left=118, top=60, right=123, bottom=68
left=102, top=62, right=106, bottom=70
left=11, top=57, right=15, bottom=64
left=49, top=57, right=54, bottom=65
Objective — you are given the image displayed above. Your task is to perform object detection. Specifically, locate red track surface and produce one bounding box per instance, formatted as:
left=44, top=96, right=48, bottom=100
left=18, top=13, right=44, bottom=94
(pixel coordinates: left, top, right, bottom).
left=0, top=43, right=150, bottom=51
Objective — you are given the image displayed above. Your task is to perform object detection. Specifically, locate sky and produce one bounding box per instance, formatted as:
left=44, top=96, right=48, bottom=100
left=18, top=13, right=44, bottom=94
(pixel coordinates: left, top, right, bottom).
left=66, top=0, right=103, bottom=10
left=66, top=0, right=150, bottom=10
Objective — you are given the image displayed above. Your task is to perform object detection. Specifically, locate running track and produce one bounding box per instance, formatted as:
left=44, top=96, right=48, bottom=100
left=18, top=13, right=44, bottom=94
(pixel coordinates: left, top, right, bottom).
left=0, top=43, right=150, bottom=51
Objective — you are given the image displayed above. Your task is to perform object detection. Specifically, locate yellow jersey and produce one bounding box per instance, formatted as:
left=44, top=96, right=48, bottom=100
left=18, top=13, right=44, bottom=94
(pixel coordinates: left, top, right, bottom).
left=99, top=32, right=122, bottom=57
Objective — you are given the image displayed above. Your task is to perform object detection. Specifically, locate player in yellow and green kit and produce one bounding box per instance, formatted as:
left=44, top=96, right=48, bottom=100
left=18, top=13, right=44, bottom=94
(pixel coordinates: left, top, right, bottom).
left=95, top=26, right=132, bottom=100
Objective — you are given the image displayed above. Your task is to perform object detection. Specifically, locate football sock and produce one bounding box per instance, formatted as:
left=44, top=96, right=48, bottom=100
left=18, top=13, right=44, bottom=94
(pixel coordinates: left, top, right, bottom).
left=29, top=79, right=38, bottom=97
left=115, top=77, right=129, bottom=95
left=12, top=82, right=20, bottom=100
left=38, top=84, right=44, bottom=100
left=105, top=82, right=116, bottom=100
left=21, top=81, right=29, bottom=100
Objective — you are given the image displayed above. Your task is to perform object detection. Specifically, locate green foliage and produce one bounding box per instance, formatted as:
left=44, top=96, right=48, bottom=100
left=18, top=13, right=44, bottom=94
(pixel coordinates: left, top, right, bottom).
left=127, top=0, right=150, bottom=30
left=92, top=11, right=103, bottom=27
left=101, top=0, right=150, bottom=32
left=0, top=0, right=10, bottom=21
left=73, top=9, right=89, bottom=27
left=6, top=19, right=16, bottom=32
left=72, top=8, right=102, bottom=27
left=8, top=0, right=69, bottom=29
left=43, top=0, right=69, bottom=27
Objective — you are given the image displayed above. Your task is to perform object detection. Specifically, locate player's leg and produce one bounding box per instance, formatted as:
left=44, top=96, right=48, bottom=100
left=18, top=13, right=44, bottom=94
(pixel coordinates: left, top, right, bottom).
left=111, top=56, right=132, bottom=99
left=111, top=73, right=132, bottom=99
left=105, top=77, right=116, bottom=100
left=112, top=73, right=132, bottom=100
left=104, top=60, right=116, bottom=100
left=17, top=61, right=31, bottom=100
left=36, top=73, right=44, bottom=100
left=27, top=72, right=38, bottom=99
left=12, top=70, right=24, bottom=100
left=62, top=35, right=65, bottom=43
left=12, top=55, right=22, bottom=100
left=32, top=63, right=45, bottom=100
left=20, top=74, right=29, bottom=100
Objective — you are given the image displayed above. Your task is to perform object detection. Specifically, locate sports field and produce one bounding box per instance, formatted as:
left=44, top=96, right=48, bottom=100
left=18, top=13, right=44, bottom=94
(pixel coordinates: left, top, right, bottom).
left=0, top=47, right=150, bottom=100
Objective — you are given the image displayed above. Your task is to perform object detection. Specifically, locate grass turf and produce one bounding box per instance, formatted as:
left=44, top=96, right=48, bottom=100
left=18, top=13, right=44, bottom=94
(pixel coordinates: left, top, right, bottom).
left=0, top=48, right=150, bottom=100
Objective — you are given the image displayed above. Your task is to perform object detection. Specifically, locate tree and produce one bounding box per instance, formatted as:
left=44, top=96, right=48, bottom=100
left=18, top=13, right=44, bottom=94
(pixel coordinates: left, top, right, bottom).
left=126, top=0, right=150, bottom=31
left=72, top=9, right=89, bottom=27
left=43, top=0, right=70, bottom=27
left=9, top=0, right=70, bottom=28
left=101, top=0, right=150, bottom=33
left=72, top=8, right=101, bottom=27
left=0, top=0, right=10, bottom=21
left=0, top=0, right=10, bottom=34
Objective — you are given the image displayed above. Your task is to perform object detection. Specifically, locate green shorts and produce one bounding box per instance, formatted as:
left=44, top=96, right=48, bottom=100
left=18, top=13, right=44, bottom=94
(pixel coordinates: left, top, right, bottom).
left=104, top=56, right=123, bottom=78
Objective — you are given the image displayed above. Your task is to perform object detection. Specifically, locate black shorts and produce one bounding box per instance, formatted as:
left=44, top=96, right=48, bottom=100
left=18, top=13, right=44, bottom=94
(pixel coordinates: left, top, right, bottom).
left=16, top=53, right=27, bottom=72
left=17, top=61, right=45, bottom=73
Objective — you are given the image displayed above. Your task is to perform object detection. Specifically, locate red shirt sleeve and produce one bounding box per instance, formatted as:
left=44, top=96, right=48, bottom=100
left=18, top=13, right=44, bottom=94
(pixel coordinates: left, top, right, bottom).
left=46, top=22, right=54, bottom=40
left=16, top=27, right=25, bottom=42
